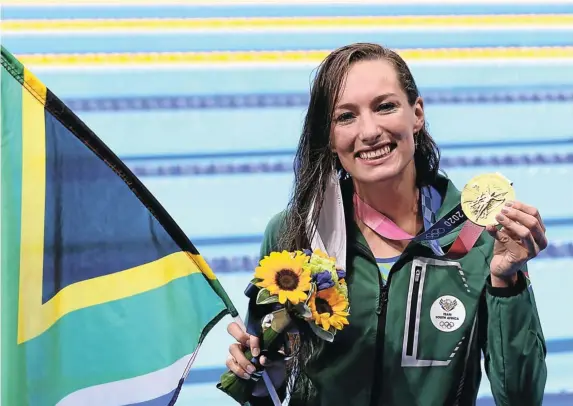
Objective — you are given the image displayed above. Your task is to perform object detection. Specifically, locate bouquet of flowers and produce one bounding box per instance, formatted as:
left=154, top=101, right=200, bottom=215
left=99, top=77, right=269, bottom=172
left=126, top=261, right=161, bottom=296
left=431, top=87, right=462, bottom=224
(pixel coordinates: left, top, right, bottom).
left=216, top=249, right=350, bottom=404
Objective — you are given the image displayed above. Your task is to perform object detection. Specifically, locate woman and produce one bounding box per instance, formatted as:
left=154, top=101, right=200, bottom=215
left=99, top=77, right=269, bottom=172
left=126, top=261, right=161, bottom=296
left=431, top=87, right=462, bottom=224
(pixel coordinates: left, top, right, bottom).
left=225, top=43, right=547, bottom=406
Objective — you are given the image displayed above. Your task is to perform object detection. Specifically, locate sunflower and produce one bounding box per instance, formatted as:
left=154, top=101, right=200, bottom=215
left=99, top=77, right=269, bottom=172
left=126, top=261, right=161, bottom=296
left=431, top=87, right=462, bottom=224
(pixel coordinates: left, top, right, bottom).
left=254, top=251, right=311, bottom=305
left=308, top=287, right=349, bottom=331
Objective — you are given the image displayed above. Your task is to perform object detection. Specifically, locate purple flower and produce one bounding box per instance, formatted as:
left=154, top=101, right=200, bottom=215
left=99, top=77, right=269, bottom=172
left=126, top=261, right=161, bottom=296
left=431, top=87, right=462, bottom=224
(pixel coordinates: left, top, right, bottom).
left=303, top=249, right=313, bottom=256
left=312, top=271, right=335, bottom=291
left=337, top=269, right=346, bottom=280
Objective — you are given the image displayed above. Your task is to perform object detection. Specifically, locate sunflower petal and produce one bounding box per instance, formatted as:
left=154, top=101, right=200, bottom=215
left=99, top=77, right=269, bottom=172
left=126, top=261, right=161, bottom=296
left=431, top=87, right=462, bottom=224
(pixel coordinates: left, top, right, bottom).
left=331, top=320, right=343, bottom=330
left=285, top=291, right=300, bottom=305
left=298, top=278, right=312, bottom=292
left=278, top=290, right=288, bottom=304
left=254, top=266, right=271, bottom=280
left=293, top=290, right=309, bottom=303
left=258, top=279, right=274, bottom=288
left=266, top=283, right=280, bottom=295
left=320, top=316, right=331, bottom=331
left=332, top=302, right=348, bottom=312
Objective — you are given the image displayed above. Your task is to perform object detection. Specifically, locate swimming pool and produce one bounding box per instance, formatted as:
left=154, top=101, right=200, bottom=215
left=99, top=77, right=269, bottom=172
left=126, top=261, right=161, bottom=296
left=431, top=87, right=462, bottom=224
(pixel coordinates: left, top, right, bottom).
left=3, top=1, right=572, bottom=404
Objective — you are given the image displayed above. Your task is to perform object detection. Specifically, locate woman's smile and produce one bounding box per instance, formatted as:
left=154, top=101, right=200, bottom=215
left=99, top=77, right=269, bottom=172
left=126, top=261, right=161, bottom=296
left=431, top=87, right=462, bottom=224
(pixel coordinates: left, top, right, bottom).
left=355, top=142, right=398, bottom=166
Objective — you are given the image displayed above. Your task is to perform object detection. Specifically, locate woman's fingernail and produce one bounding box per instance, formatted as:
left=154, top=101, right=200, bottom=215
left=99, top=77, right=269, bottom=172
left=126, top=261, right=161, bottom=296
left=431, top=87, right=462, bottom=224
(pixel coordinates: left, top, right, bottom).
left=501, top=207, right=509, bottom=214
left=496, top=214, right=506, bottom=222
left=252, top=348, right=260, bottom=357
left=505, top=201, right=513, bottom=207
left=243, top=373, right=251, bottom=380
left=246, top=365, right=256, bottom=374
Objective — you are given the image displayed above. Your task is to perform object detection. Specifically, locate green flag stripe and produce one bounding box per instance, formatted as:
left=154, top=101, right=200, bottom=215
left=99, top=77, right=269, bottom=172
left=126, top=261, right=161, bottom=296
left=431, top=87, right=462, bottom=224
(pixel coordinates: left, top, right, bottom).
left=1, top=45, right=24, bottom=79
left=1, top=51, right=26, bottom=406
left=24, top=273, right=228, bottom=406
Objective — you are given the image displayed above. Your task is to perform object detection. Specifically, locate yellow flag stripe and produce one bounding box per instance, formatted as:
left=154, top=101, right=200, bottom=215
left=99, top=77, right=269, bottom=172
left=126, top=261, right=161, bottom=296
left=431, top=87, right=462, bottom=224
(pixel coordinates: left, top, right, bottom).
left=16, top=68, right=218, bottom=343
left=18, top=68, right=48, bottom=345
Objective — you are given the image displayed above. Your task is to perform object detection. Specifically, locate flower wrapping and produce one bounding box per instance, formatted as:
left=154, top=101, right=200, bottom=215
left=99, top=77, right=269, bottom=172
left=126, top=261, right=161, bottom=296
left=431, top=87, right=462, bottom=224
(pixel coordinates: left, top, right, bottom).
left=217, top=249, right=350, bottom=404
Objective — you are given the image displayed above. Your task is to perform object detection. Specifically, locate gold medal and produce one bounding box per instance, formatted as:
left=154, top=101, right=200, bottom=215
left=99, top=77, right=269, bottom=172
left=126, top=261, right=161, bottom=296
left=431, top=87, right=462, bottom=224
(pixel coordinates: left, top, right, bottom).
left=461, top=172, right=515, bottom=226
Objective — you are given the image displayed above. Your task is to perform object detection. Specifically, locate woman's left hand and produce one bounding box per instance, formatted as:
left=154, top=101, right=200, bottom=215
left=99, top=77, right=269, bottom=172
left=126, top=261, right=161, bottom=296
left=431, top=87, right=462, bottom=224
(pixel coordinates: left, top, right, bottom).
left=486, top=201, right=548, bottom=284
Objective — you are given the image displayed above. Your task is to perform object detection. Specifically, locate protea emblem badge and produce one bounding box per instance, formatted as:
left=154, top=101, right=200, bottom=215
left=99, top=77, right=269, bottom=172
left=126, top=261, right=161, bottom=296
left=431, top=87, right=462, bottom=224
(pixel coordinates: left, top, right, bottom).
left=431, top=295, right=466, bottom=333
left=439, top=298, right=458, bottom=312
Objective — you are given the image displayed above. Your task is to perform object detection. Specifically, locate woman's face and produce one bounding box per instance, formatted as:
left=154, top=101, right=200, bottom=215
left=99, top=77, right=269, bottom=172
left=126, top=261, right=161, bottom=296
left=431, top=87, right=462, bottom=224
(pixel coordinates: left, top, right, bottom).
left=330, top=59, right=424, bottom=185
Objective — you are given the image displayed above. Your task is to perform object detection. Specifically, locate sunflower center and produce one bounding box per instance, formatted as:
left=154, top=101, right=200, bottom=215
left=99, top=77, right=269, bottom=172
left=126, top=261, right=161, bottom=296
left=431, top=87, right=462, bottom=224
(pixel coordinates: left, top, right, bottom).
left=275, top=269, right=300, bottom=291
left=315, top=298, right=333, bottom=315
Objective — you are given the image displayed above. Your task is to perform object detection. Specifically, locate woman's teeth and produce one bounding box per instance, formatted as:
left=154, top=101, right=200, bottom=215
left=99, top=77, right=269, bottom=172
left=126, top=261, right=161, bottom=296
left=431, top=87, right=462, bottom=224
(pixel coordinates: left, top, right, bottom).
left=359, top=145, right=392, bottom=160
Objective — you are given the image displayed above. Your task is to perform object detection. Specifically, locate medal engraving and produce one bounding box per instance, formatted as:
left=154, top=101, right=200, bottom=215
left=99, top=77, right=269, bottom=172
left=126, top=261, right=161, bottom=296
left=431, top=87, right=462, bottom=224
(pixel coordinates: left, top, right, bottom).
left=461, top=173, right=515, bottom=226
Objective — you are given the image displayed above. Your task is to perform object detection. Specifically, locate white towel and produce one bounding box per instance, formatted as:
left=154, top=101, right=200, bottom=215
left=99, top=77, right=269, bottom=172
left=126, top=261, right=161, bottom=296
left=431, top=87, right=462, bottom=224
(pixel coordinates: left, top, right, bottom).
left=307, top=171, right=347, bottom=270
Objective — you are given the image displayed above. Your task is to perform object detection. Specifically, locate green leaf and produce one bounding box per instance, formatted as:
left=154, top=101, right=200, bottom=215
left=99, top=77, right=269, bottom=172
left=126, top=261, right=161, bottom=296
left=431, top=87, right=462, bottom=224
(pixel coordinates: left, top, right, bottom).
left=270, top=308, right=292, bottom=333
left=293, top=303, right=312, bottom=319
left=303, top=283, right=315, bottom=305
left=256, top=288, right=279, bottom=305
left=308, top=320, right=335, bottom=342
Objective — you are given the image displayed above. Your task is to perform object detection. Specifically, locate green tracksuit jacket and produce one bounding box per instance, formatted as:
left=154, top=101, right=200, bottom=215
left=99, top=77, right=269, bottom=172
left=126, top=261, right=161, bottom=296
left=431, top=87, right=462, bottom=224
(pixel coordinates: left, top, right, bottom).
left=246, top=175, right=547, bottom=406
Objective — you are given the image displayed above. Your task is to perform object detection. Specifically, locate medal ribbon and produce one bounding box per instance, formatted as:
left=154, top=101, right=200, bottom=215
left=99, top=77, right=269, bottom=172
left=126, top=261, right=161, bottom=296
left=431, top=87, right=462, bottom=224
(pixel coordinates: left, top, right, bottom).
left=354, top=187, right=483, bottom=258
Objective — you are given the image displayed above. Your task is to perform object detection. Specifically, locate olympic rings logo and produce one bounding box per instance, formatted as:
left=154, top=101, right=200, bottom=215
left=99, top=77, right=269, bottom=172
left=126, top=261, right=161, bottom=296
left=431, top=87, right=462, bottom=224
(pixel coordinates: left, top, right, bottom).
left=439, top=321, right=455, bottom=329
left=425, top=228, right=446, bottom=239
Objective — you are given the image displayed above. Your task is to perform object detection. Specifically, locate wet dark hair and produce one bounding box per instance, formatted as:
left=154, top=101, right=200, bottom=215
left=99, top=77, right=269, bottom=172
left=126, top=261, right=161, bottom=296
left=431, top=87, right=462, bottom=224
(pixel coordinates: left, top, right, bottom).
left=280, top=42, right=440, bottom=252
left=275, top=43, right=441, bottom=403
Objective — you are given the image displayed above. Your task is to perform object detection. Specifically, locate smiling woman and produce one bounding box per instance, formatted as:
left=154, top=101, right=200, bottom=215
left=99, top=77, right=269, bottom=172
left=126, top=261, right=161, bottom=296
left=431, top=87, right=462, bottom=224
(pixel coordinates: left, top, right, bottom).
left=330, top=53, right=434, bottom=202
left=223, top=43, right=549, bottom=406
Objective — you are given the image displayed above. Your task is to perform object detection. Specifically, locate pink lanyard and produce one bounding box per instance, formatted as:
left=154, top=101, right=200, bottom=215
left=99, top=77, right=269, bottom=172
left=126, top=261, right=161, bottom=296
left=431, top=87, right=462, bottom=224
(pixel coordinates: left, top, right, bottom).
left=353, top=193, right=483, bottom=259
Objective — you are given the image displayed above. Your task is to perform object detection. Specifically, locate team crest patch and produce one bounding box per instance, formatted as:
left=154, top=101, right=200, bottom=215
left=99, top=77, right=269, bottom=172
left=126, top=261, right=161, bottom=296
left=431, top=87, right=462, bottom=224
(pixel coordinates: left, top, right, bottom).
left=430, top=295, right=466, bottom=332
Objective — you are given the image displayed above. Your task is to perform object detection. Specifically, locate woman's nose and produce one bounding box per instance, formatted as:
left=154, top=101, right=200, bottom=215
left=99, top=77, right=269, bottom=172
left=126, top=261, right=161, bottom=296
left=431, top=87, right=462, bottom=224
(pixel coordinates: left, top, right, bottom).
left=358, top=112, right=381, bottom=144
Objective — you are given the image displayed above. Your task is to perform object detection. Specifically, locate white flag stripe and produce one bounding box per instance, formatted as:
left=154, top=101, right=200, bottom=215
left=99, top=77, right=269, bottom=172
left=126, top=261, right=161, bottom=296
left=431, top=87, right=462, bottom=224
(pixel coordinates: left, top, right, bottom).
left=56, top=351, right=197, bottom=406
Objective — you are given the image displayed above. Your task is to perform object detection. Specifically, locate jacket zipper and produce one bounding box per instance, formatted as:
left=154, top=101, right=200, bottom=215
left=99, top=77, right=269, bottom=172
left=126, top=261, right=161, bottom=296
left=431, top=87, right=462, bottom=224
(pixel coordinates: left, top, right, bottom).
left=355, top=244, right=389, bottom=406
left=406, top=266, right=422, bottom=356
left=372, top=278, right=389, bottom=406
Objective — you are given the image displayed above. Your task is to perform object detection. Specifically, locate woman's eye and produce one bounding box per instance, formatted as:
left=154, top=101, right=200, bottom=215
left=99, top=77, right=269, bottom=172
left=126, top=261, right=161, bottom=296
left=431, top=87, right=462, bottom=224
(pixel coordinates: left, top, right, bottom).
left=336, top=112, right=354, bottom=123
left=377, top=103, right=396, bottom=112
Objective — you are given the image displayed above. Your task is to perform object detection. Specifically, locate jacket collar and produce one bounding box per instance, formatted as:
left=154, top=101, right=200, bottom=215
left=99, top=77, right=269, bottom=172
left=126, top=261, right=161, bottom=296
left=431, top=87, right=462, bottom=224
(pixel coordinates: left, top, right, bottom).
left=307, top=172, right=463, bottom=268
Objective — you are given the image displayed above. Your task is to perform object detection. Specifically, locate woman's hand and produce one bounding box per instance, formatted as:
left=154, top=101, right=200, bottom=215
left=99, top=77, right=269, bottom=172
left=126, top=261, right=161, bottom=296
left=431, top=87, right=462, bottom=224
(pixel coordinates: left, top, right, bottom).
left=226, top=321, right=262, bottom=380
left=486, top=201, right=548, bottom=287
left=226, top=321, right=287, bottom=396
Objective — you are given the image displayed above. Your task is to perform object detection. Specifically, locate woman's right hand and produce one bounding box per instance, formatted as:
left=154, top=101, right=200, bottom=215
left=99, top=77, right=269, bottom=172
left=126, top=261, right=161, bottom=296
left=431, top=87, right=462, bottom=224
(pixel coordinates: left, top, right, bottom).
left=226, top=321, right=263, bottom=380
left=226, top=321, right=288, bottom=397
